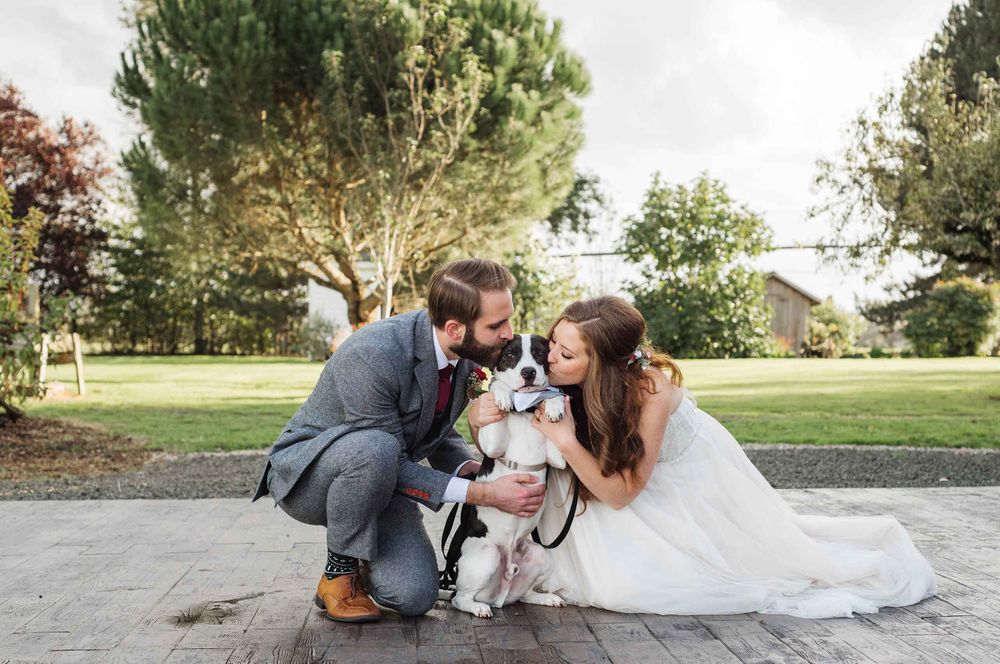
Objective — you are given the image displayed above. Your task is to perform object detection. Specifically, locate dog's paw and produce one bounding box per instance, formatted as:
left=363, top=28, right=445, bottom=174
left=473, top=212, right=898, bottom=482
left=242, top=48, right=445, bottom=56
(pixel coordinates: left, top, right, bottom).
left=521, top=591, right=566, bottom=607
left=470, top=602, right=493, bottom=618
left=453, top=594, right=494, bottom=618
left=543, top=395, right=564, bottom=422
left=493, top=386, right=513, bottom=412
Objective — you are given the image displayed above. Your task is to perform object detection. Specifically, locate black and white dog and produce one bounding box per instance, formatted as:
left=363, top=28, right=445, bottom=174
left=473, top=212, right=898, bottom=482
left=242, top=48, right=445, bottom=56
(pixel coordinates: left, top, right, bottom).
left=451, top=334, right=568, bottom=618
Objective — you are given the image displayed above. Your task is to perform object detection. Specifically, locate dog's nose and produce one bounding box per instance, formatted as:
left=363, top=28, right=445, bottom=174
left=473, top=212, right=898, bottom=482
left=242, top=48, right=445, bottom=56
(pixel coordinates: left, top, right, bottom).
left=521, top=367, right=536, bottom=383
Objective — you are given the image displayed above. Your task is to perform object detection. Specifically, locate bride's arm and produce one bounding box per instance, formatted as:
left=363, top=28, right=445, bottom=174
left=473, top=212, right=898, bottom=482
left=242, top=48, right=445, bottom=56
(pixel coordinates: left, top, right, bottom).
left=533, top=372, right=680, bottom=510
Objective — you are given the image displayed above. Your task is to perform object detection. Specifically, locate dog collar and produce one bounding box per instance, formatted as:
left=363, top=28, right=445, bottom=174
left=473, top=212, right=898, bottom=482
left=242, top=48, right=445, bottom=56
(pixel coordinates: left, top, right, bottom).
left=496, top=458, right=548, bottom=472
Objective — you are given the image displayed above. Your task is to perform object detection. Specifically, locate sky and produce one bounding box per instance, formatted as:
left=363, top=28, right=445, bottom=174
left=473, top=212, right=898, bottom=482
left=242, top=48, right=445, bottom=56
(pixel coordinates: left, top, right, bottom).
left=0, top=0, right=957, bottom=309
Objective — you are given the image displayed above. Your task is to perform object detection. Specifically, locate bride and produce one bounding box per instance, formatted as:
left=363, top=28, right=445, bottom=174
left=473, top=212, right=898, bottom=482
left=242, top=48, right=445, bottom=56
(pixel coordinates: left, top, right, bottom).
left=474, top=295, right=936, bottom=618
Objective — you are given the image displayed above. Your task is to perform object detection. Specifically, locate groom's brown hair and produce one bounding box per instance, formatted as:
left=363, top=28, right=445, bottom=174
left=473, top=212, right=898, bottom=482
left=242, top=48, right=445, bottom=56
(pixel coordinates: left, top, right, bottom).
left=427, top=258, right=515, bottom=327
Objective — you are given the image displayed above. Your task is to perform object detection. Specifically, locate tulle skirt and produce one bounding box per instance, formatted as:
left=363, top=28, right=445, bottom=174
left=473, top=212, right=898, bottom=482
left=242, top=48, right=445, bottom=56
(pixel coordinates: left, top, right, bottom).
left=536, top=399, right=936, bottom=618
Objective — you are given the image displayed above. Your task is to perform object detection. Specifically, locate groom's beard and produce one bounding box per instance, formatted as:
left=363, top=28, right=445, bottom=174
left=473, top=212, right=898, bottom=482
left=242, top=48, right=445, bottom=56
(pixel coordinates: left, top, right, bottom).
left=451, top=328, right=504, bottom=367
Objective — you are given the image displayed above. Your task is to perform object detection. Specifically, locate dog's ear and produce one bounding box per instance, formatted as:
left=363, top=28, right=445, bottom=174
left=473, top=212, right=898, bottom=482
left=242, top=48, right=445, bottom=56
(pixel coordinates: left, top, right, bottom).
left=529, top=334, right=549, bottom=370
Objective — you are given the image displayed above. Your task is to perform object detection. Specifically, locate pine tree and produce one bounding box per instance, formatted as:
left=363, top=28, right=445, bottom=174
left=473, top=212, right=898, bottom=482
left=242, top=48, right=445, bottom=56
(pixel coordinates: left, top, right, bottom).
left=116, top=0, right=589, bottom=323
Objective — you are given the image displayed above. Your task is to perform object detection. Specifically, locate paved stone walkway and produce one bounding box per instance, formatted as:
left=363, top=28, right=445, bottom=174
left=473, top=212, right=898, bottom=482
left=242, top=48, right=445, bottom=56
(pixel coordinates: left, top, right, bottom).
left=1, top=487, right=998, bottom=663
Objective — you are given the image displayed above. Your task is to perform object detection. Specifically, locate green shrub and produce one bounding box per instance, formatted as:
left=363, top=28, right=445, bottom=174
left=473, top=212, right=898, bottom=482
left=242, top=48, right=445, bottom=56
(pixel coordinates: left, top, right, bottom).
left=904, top=278, right=999, bottom=357
left=0, top=188, right=64, bottom=421
left=82, top=226, right=306, bottom=355
left=763, top=332, right=797, bottom=358
left=632, top=268, right=773, bottom=359
left=621, top=174, right=773, bottom=359
left=291, top=314, right=342, bottom=361
left=869, top=346, right=903, bottom=359
left=802, top=301, right=866, bottom=358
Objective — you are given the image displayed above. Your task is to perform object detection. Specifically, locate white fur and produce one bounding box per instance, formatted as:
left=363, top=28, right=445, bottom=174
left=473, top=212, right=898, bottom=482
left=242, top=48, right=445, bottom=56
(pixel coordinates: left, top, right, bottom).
left=452, top=335, right=568, bottom=617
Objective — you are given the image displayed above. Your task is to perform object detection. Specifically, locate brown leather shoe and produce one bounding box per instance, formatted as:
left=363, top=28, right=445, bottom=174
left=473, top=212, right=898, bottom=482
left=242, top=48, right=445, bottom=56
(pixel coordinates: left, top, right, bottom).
left=314, top=572, right=382, bottom=623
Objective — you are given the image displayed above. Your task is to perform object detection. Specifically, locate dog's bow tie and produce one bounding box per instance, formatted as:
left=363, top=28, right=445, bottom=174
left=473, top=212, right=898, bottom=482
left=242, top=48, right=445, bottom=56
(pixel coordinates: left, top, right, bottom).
left=510, top=386, right=564, bottom=412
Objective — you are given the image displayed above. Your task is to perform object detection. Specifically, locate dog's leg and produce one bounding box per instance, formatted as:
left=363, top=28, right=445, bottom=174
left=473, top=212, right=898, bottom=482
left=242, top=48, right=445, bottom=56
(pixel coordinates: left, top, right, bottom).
left=540, top=396, right=567, bottom=469
left=504, top=542, right=566, bottom=607
left=521, top=588, right=567, bottom=607
left=542, top=395, right=565, bottom=422
left=544, top=438, right=566, bottom=469
left=477, top=417, right=509, bottom=459
left=517, top=545, right=566, bottom=608
left=451, top=539, right=501, bottom=619
left=492, top=382, right=514, bottom=412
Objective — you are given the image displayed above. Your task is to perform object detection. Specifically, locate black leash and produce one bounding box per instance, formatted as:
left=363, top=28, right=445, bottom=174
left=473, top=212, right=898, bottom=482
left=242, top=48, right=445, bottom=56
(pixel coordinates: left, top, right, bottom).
left=531, top=476, right=580, bottom=549
left=438, top=476, right=580, bottom=593
left=438, top=502, right=469, bottom=592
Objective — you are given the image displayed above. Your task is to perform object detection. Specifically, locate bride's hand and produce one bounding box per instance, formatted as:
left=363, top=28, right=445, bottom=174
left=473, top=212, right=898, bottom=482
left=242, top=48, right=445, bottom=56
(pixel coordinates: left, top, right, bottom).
left=531, top=396, right=576, bottom=452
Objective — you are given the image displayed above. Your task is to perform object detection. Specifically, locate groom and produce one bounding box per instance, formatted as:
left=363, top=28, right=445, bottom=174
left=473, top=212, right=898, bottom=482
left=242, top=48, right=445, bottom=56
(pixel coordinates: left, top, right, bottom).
left=253, top=258, right=546, bottom=622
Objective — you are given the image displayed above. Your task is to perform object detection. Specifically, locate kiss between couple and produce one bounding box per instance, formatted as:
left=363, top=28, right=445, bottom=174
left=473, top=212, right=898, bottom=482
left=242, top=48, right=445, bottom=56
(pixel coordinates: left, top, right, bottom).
left=253, top=257, right=936, bottom=623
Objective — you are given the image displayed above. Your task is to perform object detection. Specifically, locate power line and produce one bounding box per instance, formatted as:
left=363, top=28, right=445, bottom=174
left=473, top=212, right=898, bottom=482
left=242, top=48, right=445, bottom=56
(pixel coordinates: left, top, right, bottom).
left=551, top=245, right=855, bottom=258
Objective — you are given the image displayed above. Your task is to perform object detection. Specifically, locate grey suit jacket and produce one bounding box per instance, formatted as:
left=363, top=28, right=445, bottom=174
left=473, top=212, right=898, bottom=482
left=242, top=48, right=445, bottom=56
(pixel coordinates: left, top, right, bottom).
left=252, top=309, right=476, bottom=511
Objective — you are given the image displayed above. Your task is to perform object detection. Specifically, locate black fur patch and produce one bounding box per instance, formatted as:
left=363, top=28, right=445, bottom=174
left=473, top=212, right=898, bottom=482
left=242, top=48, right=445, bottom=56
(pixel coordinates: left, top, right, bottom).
left=455, top=458, right=493, bottom=542
left=528, top=334, right=549, bottom=370
left=460, top=505, right=488, bottom=539
left=476, top=457, right=496, bottom=479
left=493, top=335, right=523, bottom=372
left=441, top=500, right=488, bottom=590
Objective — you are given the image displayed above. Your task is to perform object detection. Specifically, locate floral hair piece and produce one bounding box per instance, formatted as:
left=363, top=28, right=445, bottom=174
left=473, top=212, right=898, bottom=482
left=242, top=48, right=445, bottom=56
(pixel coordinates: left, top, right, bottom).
left=625, top=346, right=651, bottom=370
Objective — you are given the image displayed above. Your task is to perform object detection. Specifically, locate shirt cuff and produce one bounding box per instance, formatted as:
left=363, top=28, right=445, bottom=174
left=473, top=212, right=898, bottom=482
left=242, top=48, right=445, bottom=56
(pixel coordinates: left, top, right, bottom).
left=442, top=477, right=471, bottom=503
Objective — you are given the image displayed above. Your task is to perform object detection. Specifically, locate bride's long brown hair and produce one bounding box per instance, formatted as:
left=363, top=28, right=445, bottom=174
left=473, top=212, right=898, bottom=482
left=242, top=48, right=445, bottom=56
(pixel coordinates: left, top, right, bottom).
left=549, top=296, right=682, bottom=502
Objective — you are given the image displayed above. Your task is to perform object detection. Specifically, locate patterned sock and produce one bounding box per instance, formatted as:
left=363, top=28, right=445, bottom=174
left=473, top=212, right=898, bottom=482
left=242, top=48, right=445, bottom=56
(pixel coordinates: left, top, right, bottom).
left=325, top=550, right=359, bottom=579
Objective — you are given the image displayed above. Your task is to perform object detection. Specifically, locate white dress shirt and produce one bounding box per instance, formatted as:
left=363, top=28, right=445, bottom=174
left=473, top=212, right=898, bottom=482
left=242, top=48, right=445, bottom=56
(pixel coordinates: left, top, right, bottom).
left=432, top=327, right=476, bottom=503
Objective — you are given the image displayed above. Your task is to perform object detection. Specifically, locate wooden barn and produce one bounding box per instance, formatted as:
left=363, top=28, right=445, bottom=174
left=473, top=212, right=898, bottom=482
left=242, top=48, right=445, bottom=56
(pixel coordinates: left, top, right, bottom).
left=765, top=272, right=821, bottom=355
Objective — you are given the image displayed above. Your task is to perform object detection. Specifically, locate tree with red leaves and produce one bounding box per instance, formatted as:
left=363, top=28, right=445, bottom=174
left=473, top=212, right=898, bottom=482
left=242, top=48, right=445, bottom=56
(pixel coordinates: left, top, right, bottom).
left=0, top=81, right=110, bottom=300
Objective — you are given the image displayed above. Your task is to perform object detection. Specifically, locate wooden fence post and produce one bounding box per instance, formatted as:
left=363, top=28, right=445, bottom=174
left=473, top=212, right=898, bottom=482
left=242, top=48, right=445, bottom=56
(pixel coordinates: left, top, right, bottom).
left=72, top=332, right=86, bottom=397
left=39, top=333, right=50, bottom=387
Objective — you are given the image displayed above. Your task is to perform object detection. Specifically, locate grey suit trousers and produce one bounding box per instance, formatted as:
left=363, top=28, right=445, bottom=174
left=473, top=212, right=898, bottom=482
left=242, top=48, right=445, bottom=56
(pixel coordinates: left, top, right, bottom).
left=272, top=429, right=439, bottom=617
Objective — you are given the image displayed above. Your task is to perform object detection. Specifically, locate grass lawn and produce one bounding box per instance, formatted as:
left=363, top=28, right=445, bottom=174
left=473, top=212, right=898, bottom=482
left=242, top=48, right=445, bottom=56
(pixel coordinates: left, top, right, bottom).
left=26, top=356, right=1000, bottom=452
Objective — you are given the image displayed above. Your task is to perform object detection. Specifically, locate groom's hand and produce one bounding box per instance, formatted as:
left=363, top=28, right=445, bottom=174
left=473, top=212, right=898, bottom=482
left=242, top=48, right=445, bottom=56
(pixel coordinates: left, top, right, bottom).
left=469, top=393, right=506, bottom=431
left=467, top=473, right=545, bottom=517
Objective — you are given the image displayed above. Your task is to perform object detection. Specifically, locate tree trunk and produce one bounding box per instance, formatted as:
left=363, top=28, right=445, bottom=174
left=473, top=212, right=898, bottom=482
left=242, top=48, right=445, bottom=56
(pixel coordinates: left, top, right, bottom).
left=382, top=278, right=394, bottom=320
left=0, top=398, right=25, bottom=423
left=193, top=301, right=206, bottom=354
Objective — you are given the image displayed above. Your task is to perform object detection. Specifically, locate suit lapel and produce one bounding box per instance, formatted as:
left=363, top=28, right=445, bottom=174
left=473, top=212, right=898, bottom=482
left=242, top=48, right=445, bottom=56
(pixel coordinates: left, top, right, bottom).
left=448, top=359, right=474, bottom=423
left=414, top=311, right=439, bottom=443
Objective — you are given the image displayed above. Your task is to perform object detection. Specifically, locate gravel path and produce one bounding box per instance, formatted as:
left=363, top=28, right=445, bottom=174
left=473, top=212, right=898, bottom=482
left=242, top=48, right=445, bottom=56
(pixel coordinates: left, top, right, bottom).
left=0, top=446, right=997, bottom=500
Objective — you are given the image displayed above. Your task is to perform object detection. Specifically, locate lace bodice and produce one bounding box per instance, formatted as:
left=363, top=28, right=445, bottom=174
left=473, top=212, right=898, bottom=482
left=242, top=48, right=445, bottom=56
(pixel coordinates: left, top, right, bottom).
left=658, top=389, right=698, bottom=462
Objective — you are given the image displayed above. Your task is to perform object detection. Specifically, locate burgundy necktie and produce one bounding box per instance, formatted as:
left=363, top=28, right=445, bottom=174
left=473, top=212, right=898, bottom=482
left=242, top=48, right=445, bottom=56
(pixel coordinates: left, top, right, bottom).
left=436, top=364, right=454, bottom=414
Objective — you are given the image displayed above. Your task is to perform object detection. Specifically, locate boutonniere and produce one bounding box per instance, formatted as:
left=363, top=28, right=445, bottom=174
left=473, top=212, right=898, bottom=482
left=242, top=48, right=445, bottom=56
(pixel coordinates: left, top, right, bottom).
left=466, top=367, right=491, bottom=400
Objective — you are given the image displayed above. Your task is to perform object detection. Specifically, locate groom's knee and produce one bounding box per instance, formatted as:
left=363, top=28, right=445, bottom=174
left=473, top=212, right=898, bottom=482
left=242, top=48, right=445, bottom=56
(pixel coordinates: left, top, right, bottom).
left=375, top=577, right=438, bottom=617
left=369, top=551, right=439, bottom=617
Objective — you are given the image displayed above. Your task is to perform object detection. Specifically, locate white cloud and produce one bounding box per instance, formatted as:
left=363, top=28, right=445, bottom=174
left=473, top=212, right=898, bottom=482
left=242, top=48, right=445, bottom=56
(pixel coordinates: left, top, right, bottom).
left=0, top=0, right=135, bottom=154
left=539, top=0, right=955, bottom=308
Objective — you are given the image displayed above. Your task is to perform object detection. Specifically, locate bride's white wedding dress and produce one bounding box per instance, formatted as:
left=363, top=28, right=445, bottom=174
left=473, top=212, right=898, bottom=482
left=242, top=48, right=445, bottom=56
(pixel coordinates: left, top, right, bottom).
left=536, top=388, right=936, bottom=618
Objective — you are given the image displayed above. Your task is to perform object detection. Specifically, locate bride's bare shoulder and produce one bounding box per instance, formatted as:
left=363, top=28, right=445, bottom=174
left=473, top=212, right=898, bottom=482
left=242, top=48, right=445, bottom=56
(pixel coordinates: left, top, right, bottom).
left=644, top=368, right=684, bottom=413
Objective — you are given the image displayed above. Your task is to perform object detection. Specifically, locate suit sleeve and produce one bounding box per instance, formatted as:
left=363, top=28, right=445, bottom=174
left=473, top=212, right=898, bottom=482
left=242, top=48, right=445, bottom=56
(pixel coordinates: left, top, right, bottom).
left=331, top=345, right=454, bottom=512
left=427, top=424, right=476, bottom=474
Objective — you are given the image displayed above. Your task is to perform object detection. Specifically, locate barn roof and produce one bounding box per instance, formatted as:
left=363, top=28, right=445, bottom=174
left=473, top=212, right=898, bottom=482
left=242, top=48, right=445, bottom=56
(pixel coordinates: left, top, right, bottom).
left=766, top=272, right=822, bottom=305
